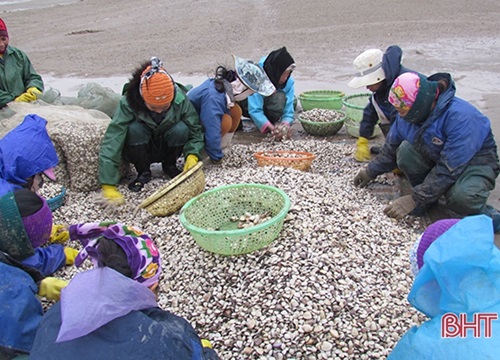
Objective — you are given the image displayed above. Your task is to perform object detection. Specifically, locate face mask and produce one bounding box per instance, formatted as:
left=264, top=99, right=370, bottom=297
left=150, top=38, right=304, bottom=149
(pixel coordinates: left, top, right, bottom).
left=231, top=78, right=255, bottom=101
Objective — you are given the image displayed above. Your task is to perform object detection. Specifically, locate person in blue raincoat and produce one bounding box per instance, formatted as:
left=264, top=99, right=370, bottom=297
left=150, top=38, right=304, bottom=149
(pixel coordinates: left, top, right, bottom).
left=188, top=55, right=274, bottom=163
left=388, top=215, right=500, bottom=359
left=0, top=113, right=58, bottom=197
left=237, top=47, right=296, bottom=140
left=0, top=189, right=77, bottom=358
left=353, top=72, right=500, bottom=230
left=347, top=45, right=418, bottom=161
left=30, top=222, right=220, bottom=360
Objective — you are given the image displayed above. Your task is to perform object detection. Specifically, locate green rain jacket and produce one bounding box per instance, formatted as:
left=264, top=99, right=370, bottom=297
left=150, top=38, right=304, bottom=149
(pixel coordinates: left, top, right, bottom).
left=0, top=46, right=44, bottom=108
left=98, top=82, right=204, bottom=186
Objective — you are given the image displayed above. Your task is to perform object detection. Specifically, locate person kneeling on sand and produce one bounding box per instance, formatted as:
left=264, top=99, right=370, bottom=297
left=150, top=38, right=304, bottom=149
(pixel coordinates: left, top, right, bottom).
left=353, top=72, right=500, bottom=231
left=98, top=57, right=204, bottom=205
left=29, top=222, right=220, bottom=360
left=0, top=189, right=78, bottom=358
left=237, top=46, right=296, bottom=141
left=188, top=55, right=274, bottom=164
left=347, top=45, right=419, bottom=162
left=0, top=18, right=44, bottom=109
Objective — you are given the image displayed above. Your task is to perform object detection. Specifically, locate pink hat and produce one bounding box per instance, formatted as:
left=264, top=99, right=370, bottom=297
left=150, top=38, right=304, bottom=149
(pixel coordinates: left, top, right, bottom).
left=43, top=167, right=56, bottom=181
left=0, top=18, right=8, bottom=38
left=388, top=72, right=421, bottom=110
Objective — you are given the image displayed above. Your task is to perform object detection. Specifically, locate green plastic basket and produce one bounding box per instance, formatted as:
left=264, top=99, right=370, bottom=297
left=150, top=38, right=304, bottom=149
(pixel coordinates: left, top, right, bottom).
left=345, top=118, right=382, bottom=139
left=342, top=93, right=371, bottom=122
left=180, top=184, right=290, bottom=255
left=298, top=110, right=346, bottom=136
left=299, top=90, right=345, bottom=111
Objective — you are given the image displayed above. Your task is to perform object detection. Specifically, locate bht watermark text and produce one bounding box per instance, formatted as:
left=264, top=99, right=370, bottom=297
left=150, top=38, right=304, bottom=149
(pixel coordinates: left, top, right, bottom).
left=441, top=313, right=498, bottom=338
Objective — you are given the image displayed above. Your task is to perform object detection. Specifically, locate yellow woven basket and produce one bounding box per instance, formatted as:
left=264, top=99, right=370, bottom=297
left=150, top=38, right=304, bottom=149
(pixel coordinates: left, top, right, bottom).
left=138, top=162, right=206, bottom=217
left=254, top=150, right=315, bottom=171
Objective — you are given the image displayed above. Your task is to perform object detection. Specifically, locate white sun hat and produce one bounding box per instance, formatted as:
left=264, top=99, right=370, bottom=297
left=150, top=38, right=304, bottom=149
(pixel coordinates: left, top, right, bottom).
left=233, top=55, right=275, bottom=96
left=348, top=49, right=386, bottom=88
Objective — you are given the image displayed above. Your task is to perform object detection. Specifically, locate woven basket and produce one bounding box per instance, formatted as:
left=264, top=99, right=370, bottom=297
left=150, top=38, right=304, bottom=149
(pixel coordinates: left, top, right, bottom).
left=180, top=183, right=290, bottom=255
left=342, top=93, right=371, bottom=122
left=47, top=186, right=66, bottom=212
left=299, top=90, right=345, bottom=111
left=298, top=110, right=346, bottom=136
left=254, top=150, right=315, bottom=171
left=138, top=162, right=205, bottom=217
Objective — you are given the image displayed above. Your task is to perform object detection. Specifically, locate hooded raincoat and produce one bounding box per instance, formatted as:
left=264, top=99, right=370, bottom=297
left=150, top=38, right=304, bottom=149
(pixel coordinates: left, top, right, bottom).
left=388, top=215, right=500, bottom=359
left=359, top=45, right=415, bottom=138
left=0, top=45, right=44, bottom=108
left=0, top=114, right=58, bottom=197
left=367, top=73, right=500, bottom=209
left=98, top=67, right=204, bottom=186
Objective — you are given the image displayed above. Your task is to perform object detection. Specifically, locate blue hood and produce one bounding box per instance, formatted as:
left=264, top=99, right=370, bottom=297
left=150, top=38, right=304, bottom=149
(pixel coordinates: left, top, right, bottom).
left=0, top=114, right=58, bottom=196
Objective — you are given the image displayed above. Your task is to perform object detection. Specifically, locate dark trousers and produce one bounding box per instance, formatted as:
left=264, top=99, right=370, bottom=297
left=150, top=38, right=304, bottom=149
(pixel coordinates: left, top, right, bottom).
left=397, top=140, right=496, bottom=215
left=238, top=92, right=288, bottom=124
left=122, top=120, right=188, bottom=174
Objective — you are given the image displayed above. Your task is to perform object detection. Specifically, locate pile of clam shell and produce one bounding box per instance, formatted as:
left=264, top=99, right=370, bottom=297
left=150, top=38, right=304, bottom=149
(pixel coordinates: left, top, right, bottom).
left=230, top=210, right=273, bottom=229
left=44, top=138, right=429, bottom=359
left=300, top=109, right=345, bottom=122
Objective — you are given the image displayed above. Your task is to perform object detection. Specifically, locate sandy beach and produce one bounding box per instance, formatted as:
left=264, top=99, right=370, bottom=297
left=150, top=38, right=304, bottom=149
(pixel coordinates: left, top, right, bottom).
left=11, top=0, right=497, bottom=207
left=2, top=1, right=500, bottom=357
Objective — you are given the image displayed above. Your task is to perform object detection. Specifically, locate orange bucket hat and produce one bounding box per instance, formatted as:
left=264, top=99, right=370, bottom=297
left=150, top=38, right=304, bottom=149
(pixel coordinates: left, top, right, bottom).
left=140, top=57, right=175, bottom=106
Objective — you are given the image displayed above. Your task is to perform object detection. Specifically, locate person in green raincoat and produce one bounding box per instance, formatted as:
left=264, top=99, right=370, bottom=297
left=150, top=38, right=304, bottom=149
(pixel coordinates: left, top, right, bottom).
left=98, top=57, right=204, bottom=205
left=0, top=18, right=44, bottom=108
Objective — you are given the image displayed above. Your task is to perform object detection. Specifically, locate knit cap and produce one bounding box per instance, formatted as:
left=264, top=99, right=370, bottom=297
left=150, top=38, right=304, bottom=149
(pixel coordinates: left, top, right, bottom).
left=409, top=218, right=460, bottom=276
left=140, top=57, right=175, bottom=106
left=0, top=18, right=8, bottom=37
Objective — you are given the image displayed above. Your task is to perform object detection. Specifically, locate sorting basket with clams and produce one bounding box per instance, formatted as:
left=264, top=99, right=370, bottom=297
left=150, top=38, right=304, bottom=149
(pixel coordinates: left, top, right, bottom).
left=298, top=109, right=346, bottom=136
left=254, top=150, right=315, bottom=171
left=298, top=90, right=345, bottom=110
left=138, top=162, right=205, bottom=216
left=180, top=183, right=291, bottom=255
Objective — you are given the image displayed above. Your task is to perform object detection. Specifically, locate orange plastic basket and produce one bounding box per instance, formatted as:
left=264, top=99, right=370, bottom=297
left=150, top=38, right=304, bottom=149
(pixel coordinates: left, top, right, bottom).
left=254, top=150, right=315, bottom=171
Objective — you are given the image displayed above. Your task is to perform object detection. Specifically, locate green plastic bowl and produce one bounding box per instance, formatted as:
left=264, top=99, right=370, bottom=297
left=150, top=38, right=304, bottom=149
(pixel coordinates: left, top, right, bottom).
left=342, top=93, right=371, bottom=122
left=180, top=184, right=290, bottom=255
left=299, top=90, right=345, bottom=111
left=298, top=110, right=346, bottom=136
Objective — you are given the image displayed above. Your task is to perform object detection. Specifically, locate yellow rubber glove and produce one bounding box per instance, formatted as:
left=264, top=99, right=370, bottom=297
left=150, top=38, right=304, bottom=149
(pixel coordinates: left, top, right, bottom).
left=38, top=277, right=68, bottom=301
left=64, top=247, right=79, bottom=265
left=50, top=224, right=70, bottom=243
left=355, top=136, right=371, bottom=162
left=183, top=154, right=198, bottom=172
left=27, top=86, right=42, bottom=99
left=14, top=91, right=37, bottom=102
left=201, top=339, right=213, bottom=349
left=102, top=185, right=125, bottom=205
